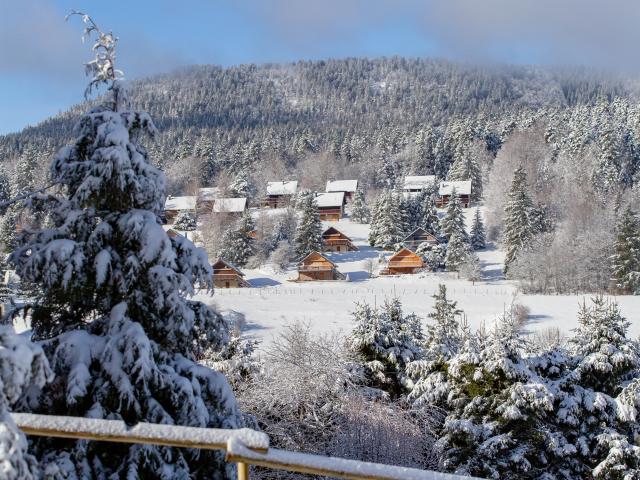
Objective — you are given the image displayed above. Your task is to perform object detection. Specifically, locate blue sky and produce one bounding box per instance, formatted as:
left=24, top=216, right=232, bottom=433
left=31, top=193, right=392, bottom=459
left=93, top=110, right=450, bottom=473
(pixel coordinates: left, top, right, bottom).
left=2, top=0, right=639, bottom=135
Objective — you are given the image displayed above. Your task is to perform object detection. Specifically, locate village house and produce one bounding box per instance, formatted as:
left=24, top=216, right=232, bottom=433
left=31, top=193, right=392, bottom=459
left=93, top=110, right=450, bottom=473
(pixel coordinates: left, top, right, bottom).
left=163, top=195, right=197, bottom=223
left=402, top=175, right=437, bottom=195
left=322, top=226, right=358, bottom=252
left=316, top=192, right=345, bottom=221
left=264, top=181, right=298, bottom=208
left=402, top=227, right=440, bottom=251
left=212, top=259, right=251, bottom=288
left=437, top=180, right=472, bottom=208
left=196, top=187, right=222, bottom=213
left=212, top=197, right=248, bottom=215
left=380, top=247, right=426, bottom=275
left=325, top=179, right=358, bottom=203
left=296, top=251, right=345, bottom=281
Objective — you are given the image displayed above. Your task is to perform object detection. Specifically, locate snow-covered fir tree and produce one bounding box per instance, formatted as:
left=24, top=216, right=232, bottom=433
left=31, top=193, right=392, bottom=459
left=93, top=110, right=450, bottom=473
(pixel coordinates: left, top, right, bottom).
left=447, top=147, right=482, bottom=200
left=445, top=229, right=471, bottom=272
left=0, top=207, right=19, bottom=253
left=294, top=190, right=322, bottom=257
left=10, top=16, right=244, bottom=478
left=218, top=210, right=255, bottom=266
left=348, top=299, right=424, bottom=398
left=439, top=188, right=467, bottom=241
left=561, top=297, right=640, bottom=478
left=407, top=285, right=463, bottom=406
left=611, top=207, right=640, bottom=294
left=172, top=210, right=197, bottom=231
left=349, top=189, right=370, bottom=223
left=469, top=207, right=486, bottom=250
left=418, top=191, right=440, bottom=236
left=368, top=189, right=403, bottom=249
left=459, top=251, right=482, bottom=283
left=0, top=325, right=52, bottom=480
left=503, top=167, right=534, bottom=274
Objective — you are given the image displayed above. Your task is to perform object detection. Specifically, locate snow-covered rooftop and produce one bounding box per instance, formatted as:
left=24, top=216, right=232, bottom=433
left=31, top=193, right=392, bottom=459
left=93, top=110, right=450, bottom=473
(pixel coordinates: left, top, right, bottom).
left=212, top=197, right=248, bottom=213
left=325, top=180, right=358, bottom=193
left=267, top=181, right=298, bottom=196
left=316, top=192, right=345, bottom=208
left=439, top=180, right=472, bottom=196
left=403, top=175, right=437, bottom=191
left=165, top=196, right=197, bottom=211
left=198, top=187, right=222, bottom=202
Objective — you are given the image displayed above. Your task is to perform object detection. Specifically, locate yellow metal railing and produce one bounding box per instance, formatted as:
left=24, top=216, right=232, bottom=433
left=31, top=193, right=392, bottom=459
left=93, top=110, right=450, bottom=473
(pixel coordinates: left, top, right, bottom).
left=13, top=412, right=479, bottom=480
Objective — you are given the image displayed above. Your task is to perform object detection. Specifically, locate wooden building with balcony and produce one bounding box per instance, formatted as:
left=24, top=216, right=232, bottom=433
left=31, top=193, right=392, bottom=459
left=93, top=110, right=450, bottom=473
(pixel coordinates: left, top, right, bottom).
left=380, top=248, right=425, bottom=275
left=264, top=181, right=298, bottom=208
left=316, top=192, right=345, bottom=221
left=296, top=251, right=345, bottom=281
left=437, top=181, right=472, bottom=208
left=212, top=259, right=251, bottom=288
left=325, top=179, right=358, bottom=203
left=402, top=227, right=440, bottom=251
left=322, top=226, right=358, bottom=252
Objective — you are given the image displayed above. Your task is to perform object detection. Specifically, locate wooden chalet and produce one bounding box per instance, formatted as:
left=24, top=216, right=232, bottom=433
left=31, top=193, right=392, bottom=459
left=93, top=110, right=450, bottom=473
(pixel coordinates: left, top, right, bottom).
left=402, top=227, right=439, bottom=251
left=403, top=175, right=437, bottom=194
left=164, top=195, right=197, bottom=223
left=437, top=181, right=472, bottom=208
left=212, top=197, right=248, bottom=215
left=197, top=187, right=222, bottom=213
left=212, top=259, right=251, bottom=288
left=380, top=248, right=425, bottom=275
left=322, top=226, right=358, bottom=252
left=325, top=180, right=358, bottom=202
left=265, top=181, right=298, bottom=208
left=316, top=192, right=345, bottom=221
left=296, top=251, right=345, bottom=281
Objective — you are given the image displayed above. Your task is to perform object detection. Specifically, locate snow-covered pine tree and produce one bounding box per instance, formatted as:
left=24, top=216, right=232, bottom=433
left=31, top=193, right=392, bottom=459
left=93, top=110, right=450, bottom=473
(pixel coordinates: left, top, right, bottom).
left=439, top=188, right=467, bottom=241
left=368, top=189, right=403, bottom=249
left=445, top=229, right=470, bottom=272
left=10, top=15, right=243, bottom=478
left=294, top=190, right=322, bottom=257
left=503, top=167, right=534, bottom=274
left=459, top=251, right=482, bottom=283
left=172, top=210, right=197, bottom=231
left=561, top=297, right=640, bottom=478
left=469, top=207, right=486, bottom=250
left=397, top=190, right=413, bottom=235
left=0, top=170, right=10, bottom=216
left=0, top=325, right=52, bottom=480
left=407, top=285, right=463, bottom=406
left=418, top=191, right=440, bottom=236
left=347, top=299, right=424, bottom=398
left=0, top=208, right=19, bottom=253
left=447, top=147, right=482, bottom=200
left=610, top=207, right=640, bottom=294
left=349, top=189, right=370, bottom=223
left=218, top=210, right=255, bottom=266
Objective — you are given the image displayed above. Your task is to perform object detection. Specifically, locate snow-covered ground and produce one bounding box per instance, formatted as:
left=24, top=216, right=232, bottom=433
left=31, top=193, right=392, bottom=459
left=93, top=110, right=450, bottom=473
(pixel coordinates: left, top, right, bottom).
left=197, top=214, right=640, bottom=347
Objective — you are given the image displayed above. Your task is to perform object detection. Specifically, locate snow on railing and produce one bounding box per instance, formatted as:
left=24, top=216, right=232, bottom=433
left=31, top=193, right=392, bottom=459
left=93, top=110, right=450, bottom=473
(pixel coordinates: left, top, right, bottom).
left=13, top=413, right=480, bottom=480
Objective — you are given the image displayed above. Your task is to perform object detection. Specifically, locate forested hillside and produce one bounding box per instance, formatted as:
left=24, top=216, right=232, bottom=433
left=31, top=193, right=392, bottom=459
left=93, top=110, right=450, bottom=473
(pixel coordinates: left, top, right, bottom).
left=3, top=57, right=640, bottom=294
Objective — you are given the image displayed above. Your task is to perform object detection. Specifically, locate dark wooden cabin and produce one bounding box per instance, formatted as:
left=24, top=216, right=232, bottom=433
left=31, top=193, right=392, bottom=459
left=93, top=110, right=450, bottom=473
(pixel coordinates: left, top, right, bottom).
left=212, top=259, right=251, bottom=288
left=322, top=227, right=358, bottom=252
left=264, top=181, right=298, bottom=208
left=296, top=251, right=345, bottom=281
left=437, top=181, right=472, bottom=208
left=402, top=227, right=439, bottom=251
left=380, top=248, right=425, bottom=275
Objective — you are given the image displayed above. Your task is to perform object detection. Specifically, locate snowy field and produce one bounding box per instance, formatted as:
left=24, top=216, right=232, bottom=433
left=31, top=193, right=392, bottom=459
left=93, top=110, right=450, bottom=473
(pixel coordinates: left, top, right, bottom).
left=196, top=214, right=640, bottom=347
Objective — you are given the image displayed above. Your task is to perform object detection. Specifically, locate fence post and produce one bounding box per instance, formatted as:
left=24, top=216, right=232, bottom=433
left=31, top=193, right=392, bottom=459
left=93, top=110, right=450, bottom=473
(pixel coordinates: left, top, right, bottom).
left=237, top=461, right=250, bottom=480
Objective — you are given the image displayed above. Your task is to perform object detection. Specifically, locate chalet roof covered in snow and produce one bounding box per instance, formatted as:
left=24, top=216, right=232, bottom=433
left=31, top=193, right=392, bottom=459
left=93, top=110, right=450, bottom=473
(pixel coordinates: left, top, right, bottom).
left=322, top=226, right=352, bottom=241
left=315, top=192, right=345, bottom=208
left=198, top=187, right=223, bottom=202
left=325, top=180, right=358, bottom=193
left=164, top=196, right=197, bottom=211
left=212, top=197, right=247, bottom=213
left=439, top=180, right=472, bottom=196
left=267, top=181, right=298, bottom=196
left=403, top=175, right=437, bottom=191
left=212, top=258, right=245, bottom=276
left=298, top=251, right=338, bottom=267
